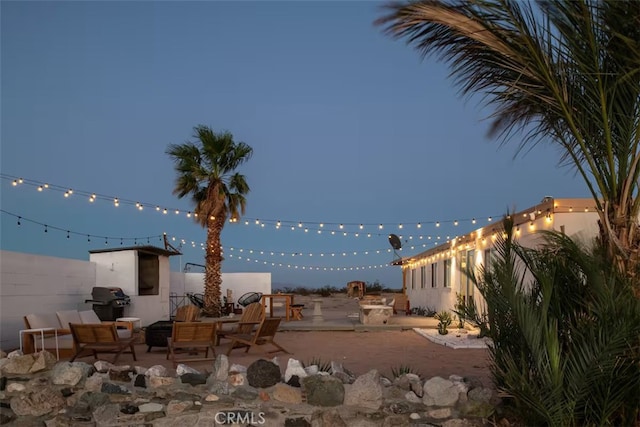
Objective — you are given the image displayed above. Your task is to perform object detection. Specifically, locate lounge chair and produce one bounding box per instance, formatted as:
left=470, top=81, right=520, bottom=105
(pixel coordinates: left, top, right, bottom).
left=69, top=323, right=137, bottom=364
left=174, top=304, right=201, bottom=322
left=167, top=321, right=217, bottom=367
left=225, top=317, right=290, bottom=356
left=216, top=302, right=264, bottom=345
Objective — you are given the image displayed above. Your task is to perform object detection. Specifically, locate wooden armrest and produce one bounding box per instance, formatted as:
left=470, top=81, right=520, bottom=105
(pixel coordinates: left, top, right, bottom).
left=237, top=321, right=260, bottom=325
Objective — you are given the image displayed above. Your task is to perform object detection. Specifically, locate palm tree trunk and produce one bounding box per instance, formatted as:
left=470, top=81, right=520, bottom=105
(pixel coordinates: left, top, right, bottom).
left=203, top=216, right=225, bottom=317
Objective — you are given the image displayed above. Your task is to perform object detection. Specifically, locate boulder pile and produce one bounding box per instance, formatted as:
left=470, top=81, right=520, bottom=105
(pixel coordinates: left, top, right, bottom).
left=0, top=349, right=499, bottom=426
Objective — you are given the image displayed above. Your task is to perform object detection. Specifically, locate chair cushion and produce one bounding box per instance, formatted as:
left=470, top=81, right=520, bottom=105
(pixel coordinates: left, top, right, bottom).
left=56, top=310, right=83, bottom=330
left=26, top=313, right=62, bottom=330
left=79, top=310, right=101, bottom=324
left=42, top=334, right=74, bottom=349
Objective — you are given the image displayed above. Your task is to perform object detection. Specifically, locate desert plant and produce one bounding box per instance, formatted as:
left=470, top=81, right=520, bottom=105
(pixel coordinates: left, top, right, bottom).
left=452, top=293, right=489, bottom=338
left=466, top=217, right=640, bottom=425
left=390, top=364, right=422, bottom=379
left=434, top=311, right=452, bottom=335
left=303, top=357, right=332, bottom=373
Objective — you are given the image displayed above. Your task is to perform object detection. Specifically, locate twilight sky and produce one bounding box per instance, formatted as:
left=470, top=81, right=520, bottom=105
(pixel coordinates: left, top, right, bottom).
left=1, top=1, right=590, bottom=289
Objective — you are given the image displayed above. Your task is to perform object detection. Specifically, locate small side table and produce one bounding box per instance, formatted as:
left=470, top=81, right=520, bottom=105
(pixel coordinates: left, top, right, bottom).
left=116, top=317, right=142, bottom=330
left=19, top=327, right=59, bottom=360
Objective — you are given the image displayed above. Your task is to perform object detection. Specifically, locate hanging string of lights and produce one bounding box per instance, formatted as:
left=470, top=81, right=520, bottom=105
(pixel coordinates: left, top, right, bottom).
left=2, top=173, right=499, bottom=232
left=2, top=209, right=446, bottom=259
left=0, top=209, right=163, bottom=245
left=225, top=253, right=391, bottom=271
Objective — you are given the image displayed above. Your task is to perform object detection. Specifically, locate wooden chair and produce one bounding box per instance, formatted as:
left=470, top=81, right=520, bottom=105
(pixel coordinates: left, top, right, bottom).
left=392, top=294, right=411, bottom=316
left=167, top=321, right=217, bottom=367
left=69, top=323, right=137, bottom=364
left=174, top=304, right=201, bottom=322
left=225, top=317, right=289, bottom=356
left=216, top=302, right=264, bottom=345
left=290, top=304, right=305, bottom=320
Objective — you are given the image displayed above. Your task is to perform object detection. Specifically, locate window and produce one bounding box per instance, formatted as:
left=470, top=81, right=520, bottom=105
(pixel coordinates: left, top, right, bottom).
left=138, top=252, right=159, bottom=295
left=411, top=268, right=416, bottom=289
left=484, top=249, right=492, bottom=272
left=431, top=263, right=437, bottom=287
left=443, top=259, right=451, bottom=287
left=420, top=266, right=426, bottom=289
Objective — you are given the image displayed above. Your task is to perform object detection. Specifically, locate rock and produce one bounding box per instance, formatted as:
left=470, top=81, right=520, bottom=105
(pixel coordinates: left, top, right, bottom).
left=51, top=363, right=85, bottom=386
left=247, top=359, right=281, bottom=388
left=310, top=408, right=347, bottom=427
left=449, top=375, right=464, bottom=382
left=285, top=358, right=308, bottom=383
left=0, top=350, right=6, bottom=358
left=333, top=371, right=355, bottom=384
left=427, top=407, right=452, bottom=419
left=138, top=402, right=164, bottom=413
left=10, top=385, right=66, bottom=416
left=145, top=365, right=169, bottom=377
left=285, top=417, right=312, bottom=427
left=149, top=376, right=176, bottom=388
left=7, top=350, right=23, bottom=358
left=166, top=400, right=193, bottom=415
left=77, top=391, right=110, bottom=412
left=442, top=419, right=474, bottom=427
left=344, top=369, right=383, bottom=409
left=204, top=394, right=219, bottom=401
left=84, top=374, right=104, bottom=392
left=134, top=374, right=146, bottom=388
left=92, top=403, right=122, bottom=425
left=228, top=371, right=246, bottom=387
left=29, top=351, right=56, bottom=373
left=101, top=382, right=130, bottom=394
left=229, top=363, right=247, bottom=373
left=208, top=380, right=230, bottom=395
left=468, top=387, right=493, bottom=404
left=287, top=375, right=301, bottom=388
left=108, top=366, right=135, bottom=382
left=259, top=390, right=270, bottom=401
left=273, top=383, right=303, bottom=404
left=0, top=376, right=6, bottom=391
left=2, top=355, right=34, bottom=374
left=405, top=391, right=422, bottom=403
left=94, top=360, right=115, bottom=372
left=181, top=372, right=207, bottom=386
left=6, top=383, right=26, bottom=392
left=232, top=385, right=259, bottom=400
left=213, top=354, right=230, bottom=381
left=302, top=375, right=345, bottom=407
left=380, top=376, right=392, bottom=387
left=120, top=403, right=139, bottom=414
left=410, top=413, right=421, bottom=420
left=176, top=364, right=200, bottom=376
left=422, top=376, right=459, bottom=407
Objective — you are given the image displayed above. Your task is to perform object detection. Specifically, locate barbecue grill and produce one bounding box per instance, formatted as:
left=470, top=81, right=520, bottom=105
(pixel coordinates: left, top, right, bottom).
left=85, top=287, right=131, bottom=321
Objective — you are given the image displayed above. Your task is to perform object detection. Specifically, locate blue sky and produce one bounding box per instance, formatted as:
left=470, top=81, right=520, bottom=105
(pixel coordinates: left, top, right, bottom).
left=1, top=1, right=589, bottom=289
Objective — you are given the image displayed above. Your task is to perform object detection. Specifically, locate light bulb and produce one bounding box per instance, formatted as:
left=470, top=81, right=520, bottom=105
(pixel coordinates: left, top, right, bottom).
left=38, top=186, right=43, bottom=192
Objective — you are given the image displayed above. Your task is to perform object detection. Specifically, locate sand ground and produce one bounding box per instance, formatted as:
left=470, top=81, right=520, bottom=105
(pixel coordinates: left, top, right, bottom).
left=72, top=293, right=494, bottom=386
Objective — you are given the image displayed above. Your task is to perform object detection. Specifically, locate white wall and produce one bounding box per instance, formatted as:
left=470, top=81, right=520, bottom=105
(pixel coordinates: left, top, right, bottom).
left=0, top=250, right=271, bottom=351
left=0, top=250, right=96, bottom=351
left=90, top=250, right=172, bottom=327
left=170, top=272, right=272, bottom=305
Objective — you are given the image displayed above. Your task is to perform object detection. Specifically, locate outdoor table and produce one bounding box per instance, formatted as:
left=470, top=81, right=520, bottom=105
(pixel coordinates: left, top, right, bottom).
left=261, top=293, right=295, bottom=321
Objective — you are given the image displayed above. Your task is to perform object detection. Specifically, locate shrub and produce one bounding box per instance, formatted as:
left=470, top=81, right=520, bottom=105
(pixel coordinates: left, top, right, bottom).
left=303, top=357, right=332, bottom=373
left=390, top=364, right=422, bottom=379
left=411, top=306, right=436, bottom=317
left=472, top=216, right=640, bottom=426
left=434, top=311, right=452, bottom=335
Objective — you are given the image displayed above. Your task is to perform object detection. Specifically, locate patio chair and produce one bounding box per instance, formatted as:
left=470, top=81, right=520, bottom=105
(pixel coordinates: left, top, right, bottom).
left=167, top=321, right=217, bottom=367
left=392, top=294, right=411, bottom=316
left=174, top=304, right=201, bottom=322
left=69, top=323, right=137, bottom=364
left=225, top=317, right=290, bottom=356
left=216, top=302, right=265, bottom=345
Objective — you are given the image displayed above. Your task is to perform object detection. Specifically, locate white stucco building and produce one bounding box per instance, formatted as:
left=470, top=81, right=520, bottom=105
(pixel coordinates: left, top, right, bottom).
left=397, top=197, right=600, bottom=313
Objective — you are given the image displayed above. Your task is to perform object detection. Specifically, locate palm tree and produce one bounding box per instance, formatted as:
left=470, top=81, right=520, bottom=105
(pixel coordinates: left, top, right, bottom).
left=377, top=0, right=640, bottom=292
left=167, top=125, right=253, bottom=316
